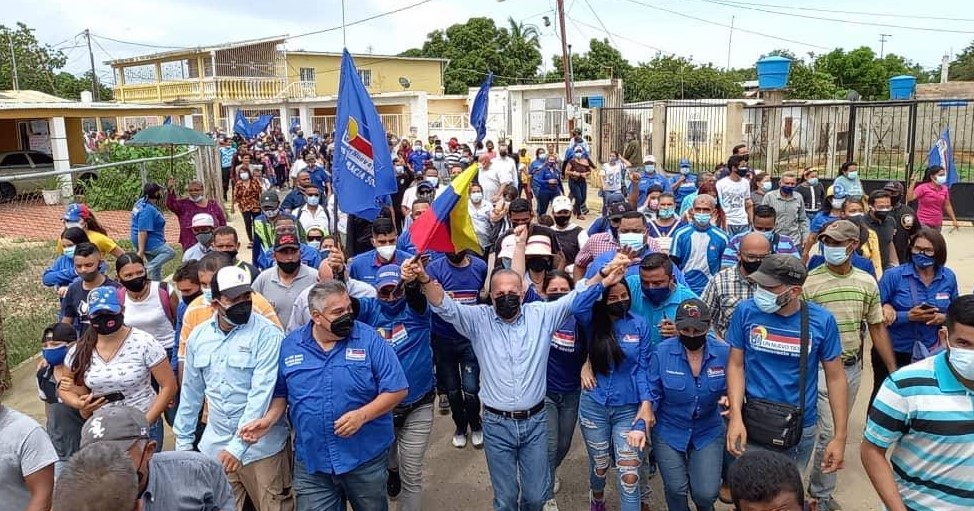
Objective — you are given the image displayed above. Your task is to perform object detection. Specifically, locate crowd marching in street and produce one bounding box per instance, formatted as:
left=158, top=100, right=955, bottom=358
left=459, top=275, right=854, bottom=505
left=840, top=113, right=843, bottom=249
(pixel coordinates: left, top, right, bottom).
left=3, top=117, right=974, bottom=511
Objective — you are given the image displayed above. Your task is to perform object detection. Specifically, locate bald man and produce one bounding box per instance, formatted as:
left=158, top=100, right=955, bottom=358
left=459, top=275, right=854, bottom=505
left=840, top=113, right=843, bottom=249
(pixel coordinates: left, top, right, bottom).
left=701, top=232, right=771, bottom=339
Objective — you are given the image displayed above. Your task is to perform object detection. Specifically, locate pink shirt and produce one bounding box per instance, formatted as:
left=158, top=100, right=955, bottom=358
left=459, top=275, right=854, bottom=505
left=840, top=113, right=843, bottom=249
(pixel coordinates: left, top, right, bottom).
left=913, top=182, right=948, bottom=227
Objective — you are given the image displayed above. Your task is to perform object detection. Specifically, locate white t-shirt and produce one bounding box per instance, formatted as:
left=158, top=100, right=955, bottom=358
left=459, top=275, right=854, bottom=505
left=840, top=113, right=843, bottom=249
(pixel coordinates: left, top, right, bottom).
left=66, top=328, right=166, bottom=414
left=479, top=165, right=502, bottom=202
left=402, top=183, right=448, bottom=212
left=716, top=176, right=751, bottom=226
left=600, top=163, right=624, bottom=192
left=469, top=200, right=495, bottom=248
left=294, top=204, right=331, bottom=233
left=123, top=282, right=175, bottom=350
left=490, top=156, right=519, bottom=191
left=0, top=406, right=58, bottom=511
left=289, top=159, right=309, bottom=179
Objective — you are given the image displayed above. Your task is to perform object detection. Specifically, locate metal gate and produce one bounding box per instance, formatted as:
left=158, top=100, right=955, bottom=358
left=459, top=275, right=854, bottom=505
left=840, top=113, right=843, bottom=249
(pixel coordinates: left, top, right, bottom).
left=663, top=101, right=728, bottom=171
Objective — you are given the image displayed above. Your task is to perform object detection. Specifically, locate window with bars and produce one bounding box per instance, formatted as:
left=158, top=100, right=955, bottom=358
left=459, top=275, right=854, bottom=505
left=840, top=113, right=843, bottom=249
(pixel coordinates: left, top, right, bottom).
left=299, top=67, right=316, bottom=82
left=358, top=69, right=372, bottom=87
left=686, top=120, right=708, bottom=144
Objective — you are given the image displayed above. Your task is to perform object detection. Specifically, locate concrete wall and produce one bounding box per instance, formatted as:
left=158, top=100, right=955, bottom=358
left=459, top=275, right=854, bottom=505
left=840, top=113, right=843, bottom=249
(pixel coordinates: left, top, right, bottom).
left=285, top=53, right=444, bottom=96
left=916, top=82, right=974, bottom=99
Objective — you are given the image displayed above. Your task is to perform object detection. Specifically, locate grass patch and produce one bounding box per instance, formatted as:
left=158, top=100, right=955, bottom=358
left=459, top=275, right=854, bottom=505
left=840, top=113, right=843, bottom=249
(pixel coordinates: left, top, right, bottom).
left=0, top=240, right=60, bottom=372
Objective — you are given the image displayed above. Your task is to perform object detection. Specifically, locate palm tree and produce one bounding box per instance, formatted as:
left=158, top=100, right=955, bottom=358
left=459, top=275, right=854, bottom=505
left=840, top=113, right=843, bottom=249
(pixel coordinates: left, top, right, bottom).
left=506, top=17, right=542, bottom=83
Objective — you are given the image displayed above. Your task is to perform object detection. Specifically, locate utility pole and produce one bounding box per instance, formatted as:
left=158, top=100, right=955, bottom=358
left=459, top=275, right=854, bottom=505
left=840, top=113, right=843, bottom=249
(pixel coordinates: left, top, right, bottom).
left=726, top=15, right=735, bottom=70
left=879, top=33, right=891, bottom=59
left=7, top=33, right=19, bottom=91
left=556, top=0, right=574, bottom=132
left=84, top=29, right=100, bottom=101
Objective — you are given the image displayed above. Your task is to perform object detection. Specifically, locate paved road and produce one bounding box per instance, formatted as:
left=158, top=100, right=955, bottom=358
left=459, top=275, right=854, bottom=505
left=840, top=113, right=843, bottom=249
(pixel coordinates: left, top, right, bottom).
left=6, top=205, right=972, bottom=509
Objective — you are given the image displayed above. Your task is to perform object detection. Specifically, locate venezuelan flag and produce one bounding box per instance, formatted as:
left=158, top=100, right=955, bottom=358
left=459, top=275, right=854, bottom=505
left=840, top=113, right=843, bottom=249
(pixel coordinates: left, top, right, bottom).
left=408, top=164, right=482, bottom=255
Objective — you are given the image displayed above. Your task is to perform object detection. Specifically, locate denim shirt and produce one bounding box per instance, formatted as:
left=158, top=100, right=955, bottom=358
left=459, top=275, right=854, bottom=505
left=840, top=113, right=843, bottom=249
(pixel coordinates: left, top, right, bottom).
left=648, top=335, right=729, bottom=452
left=573, top=292, right=653, bottom=407
left=174, top=314, right=287, bottom=465
left=879, top=263, right=958, bottom=353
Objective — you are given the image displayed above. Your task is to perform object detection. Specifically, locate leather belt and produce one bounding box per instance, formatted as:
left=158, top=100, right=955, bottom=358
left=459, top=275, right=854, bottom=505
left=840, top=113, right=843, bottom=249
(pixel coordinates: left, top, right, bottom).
left=483, top=401, right=545, bottom=420
left=393, top=390, right=435, bottom=416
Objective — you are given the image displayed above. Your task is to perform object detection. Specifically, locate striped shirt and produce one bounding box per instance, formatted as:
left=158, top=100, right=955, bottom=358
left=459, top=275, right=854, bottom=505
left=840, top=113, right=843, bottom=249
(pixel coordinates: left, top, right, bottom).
left=803, top=265, right=884, bottom=358
left=700, top=264, right=755, bottom=339
left=720, top=232, right=800, bottom=268
left=864, top=353, right=974, bottom=510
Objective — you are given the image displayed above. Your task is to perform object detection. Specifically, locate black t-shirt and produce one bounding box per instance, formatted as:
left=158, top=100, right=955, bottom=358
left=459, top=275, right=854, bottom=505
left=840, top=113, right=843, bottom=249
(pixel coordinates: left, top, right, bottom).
left=60, top=278, right=121, bottom=335
left=890, top=203, right=919, bottom=265
left=864, top=214, right=897, bottom=270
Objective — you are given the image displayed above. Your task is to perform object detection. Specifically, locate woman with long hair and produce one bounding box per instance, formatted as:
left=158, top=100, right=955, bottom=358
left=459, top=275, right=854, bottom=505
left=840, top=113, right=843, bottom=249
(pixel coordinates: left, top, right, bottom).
left=60, top=203, right=124, bottom=259
left=115, top=253, right=177, bottom=361
left=59, top=286, right=177, bottom=451
left=574, top=278, right=653, bottom=511
left=906, top=165, right=960, bottom=231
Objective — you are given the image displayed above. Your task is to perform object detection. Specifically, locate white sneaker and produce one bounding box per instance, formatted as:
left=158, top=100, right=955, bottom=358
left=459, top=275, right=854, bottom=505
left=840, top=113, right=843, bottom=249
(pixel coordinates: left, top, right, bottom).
left=544, top=499, right=560, bottom=511
left=471, top=430, right=484, bottom=448
left=553, top=476, right=561, bottom=494
left=451, top=433, right=467, bottom=448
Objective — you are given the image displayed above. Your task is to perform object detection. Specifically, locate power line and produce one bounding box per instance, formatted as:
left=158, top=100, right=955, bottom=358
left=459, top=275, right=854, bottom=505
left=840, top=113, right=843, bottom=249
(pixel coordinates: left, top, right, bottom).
left=90, top=33, right=192, bottom=50
left=567, top=15, right=673, bottom=57
left=582, top=0, right=618, bottom=48
left=620, top=0, right=831, bottom=50
left=289, top=0, right=434, bottom=40
left=699, top=0, right=974, bottom=34
left=691, top=0, right=974, bottom=23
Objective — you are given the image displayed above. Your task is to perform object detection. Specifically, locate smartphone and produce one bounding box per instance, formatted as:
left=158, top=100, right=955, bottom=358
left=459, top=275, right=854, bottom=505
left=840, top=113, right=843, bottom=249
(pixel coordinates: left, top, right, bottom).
left=918, top=303, right=938, bottom=311
left=93, top=391, right=125, bottom=403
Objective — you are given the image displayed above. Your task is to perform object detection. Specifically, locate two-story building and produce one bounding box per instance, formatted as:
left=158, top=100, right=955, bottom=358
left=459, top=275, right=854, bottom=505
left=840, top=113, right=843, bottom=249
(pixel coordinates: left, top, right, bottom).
left=108, top=36, right=448, bottom=137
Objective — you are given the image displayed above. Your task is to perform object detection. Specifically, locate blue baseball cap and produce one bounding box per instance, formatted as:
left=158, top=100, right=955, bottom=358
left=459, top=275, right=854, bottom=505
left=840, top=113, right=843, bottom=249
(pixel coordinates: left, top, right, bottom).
left=679, top=158, right=691, bottom=168
left=88, top=286, right=122, bottom=315
left=64, top=203, right=90, bottom=222
left=375, top=264, right=401, bottom=291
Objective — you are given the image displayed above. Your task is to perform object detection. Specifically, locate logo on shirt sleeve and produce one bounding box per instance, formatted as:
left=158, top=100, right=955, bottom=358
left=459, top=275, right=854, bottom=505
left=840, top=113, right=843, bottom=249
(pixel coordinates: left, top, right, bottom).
left=551, top=330, right=576, bottom=352
left=345, top=348, right=367, bottom=361
left=448, top=290, right=479, bottom=305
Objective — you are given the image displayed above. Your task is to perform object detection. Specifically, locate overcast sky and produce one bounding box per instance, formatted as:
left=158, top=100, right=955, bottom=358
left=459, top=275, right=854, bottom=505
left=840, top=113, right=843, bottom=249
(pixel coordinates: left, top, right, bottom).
left=11, top=0, right=974, bottom=83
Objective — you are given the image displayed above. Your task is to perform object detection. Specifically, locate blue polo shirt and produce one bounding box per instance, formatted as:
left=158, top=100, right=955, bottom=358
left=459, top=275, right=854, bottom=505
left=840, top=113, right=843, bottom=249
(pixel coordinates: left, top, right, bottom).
left=624, top=275, right=699, bottom=346
left=280, top=188, right=306, bottom=214
left=636, top=172, right=672, bottom=207
left=878, top=263, right=958, bottom=353
left=726, top=300, right=842, bottom=428
left=648, top=335, right=729, bottom=451
left=546, top=316, right=585, bottom=394
left=356, top=297, right=433, bottom=406
left=587, top=216, right=613, bottom=236
left=424, top=256, right=488, bottom=340
left=348, top=249, right=414, bottom=286
left=130, top=198, right=167, bottom=251
left=673, top=174, right=698, bottom=205
left=584, top=248, right=688, bottom=287
left=275, top=322, right=408, bottom=475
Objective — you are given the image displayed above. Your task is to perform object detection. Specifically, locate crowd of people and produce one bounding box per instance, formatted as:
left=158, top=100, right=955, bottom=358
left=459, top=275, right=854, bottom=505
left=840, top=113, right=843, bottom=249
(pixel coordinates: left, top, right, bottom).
left=2, top=124, right=972, bottom=511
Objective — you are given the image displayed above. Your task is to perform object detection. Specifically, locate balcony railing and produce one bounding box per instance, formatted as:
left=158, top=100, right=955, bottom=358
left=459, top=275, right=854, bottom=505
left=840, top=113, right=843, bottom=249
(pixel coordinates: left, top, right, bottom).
left=311, top=114, right=407, bottom=137
left=114, top=78, right=317, bottom=103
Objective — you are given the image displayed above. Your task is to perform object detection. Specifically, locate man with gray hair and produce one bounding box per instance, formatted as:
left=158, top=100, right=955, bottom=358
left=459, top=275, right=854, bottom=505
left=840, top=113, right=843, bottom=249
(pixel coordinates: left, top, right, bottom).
left=53, top=443, right=140, bottom=511
left=80, top=406, right=234, bottom=511
left=269, top=279, right=409, bottom=509
left=761, top=171, right=809, bottom=241
left=670, top=194, right=730, bottom=295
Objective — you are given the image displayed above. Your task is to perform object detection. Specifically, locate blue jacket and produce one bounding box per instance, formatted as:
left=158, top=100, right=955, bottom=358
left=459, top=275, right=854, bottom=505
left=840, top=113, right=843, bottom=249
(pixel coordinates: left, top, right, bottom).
left=408, top=150, right=431, bottom=174
left=532, top=164, right=562, bottom=194
left=43, top=256, right=107, bottom=288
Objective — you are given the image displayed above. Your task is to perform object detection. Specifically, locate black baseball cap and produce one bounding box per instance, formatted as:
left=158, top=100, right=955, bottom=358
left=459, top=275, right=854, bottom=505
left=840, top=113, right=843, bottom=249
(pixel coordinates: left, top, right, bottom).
left=42, top=323, right=77, bottom=343
left=674, top=298, right=711, bottom=332
left=608, top=201, right=634, bottom=220
left=260, top=190, right=280, bottom=208
left=749, top=254, right=808, bottom=287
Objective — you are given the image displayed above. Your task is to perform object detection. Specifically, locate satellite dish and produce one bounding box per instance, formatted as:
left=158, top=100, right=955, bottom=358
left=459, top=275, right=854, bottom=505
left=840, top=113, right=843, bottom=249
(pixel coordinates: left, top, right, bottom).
left=846, top=90, right=861, bottom=102
left=399, top=76, right=411, bottom=89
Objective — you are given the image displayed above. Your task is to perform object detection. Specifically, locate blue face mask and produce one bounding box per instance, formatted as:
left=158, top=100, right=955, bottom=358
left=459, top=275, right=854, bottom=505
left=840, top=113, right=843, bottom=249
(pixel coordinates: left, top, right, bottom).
left=202, top=287, right=213, bottom=304
left=307, top=195, right=320, bottom=206
left=757, top=229, right=775, bottom=242
left=823, top=245, right=850, bottom=266
left=63, top=246, right=76, bottom=258
left=42, top=345, right=69, bottom=366
left=754, top=286, right=789, bottom=314
left=658, top=207, right=675, bottom=219
left=693, top=213, right=712, bottom=227
left=642, top=285, right=672, bottom=306
left=618, top=232, right=645, bottom=251
left=912, top=253, right=935, bottom=269
left=379, top=296, right=407, bottom=316
left=644, top=164, right=656, bottom=174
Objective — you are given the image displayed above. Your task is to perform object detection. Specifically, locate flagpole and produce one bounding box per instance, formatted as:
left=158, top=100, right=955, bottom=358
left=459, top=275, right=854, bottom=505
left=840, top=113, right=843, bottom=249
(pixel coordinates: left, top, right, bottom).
left=341, top=0, right=347, bottom=48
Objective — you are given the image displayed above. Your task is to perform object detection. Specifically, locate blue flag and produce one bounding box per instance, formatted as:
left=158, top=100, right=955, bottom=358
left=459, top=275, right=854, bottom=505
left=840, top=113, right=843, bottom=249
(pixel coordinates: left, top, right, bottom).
left=333, top=50, right=397, bottom=221
left=470, top=72, right=493, bottom=145
left=928, top=128, right=957, bottom=187
left=233, top=111, right=251, bottom=138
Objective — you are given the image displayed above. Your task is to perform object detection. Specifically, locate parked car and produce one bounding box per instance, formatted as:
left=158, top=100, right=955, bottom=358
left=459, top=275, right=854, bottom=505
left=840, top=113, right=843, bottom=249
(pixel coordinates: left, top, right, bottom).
left=0, top=151, right=97, bottom=200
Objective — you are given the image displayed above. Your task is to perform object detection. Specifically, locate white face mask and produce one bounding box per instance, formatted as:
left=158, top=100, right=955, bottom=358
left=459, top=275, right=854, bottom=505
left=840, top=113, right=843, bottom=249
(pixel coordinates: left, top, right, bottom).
left=948, top=346, right=974, bottom=380
left=376, top=244, right=396, bottom=261
left=470, top=192, right=483, bottom=203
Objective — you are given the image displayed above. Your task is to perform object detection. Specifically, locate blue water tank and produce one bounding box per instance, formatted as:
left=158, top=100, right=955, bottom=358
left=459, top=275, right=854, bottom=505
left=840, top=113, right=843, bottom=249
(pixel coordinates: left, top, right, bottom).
left=889, top=75, right=917, bottom=100
left=756, top=56, right=792, bottom=90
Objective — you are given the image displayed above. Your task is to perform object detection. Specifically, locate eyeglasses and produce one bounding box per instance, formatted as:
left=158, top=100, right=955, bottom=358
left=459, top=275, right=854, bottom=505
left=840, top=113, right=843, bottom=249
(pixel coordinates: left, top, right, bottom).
left=740, top=253, right=770, bottom=263
left=911, top=247, right=936, bottom=257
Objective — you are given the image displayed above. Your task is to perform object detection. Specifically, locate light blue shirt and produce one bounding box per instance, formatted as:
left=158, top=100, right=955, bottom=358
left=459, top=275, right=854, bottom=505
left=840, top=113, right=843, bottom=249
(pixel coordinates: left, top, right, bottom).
left=430, top=280, right=601, bottom=411
left=181, top=242, right=211, bottom=262
left=174, top=313, right=287, bottom=465
left=625, top=275, right=699, bottom=346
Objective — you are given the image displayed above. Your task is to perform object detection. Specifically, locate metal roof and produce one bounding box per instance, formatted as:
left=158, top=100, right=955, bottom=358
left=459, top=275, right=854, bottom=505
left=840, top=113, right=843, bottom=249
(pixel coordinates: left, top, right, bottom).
left=106, top=35, right=288, bottom=66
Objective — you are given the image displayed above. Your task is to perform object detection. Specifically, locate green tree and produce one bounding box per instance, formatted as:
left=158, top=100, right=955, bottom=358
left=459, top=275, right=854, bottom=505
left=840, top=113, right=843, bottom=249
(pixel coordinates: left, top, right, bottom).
left=545, top=38, right=632, bottom=82
left=624, top=55, right=743, bottom=102
left=814, top=47, right=929, bottom=100
left=760, top=50, right=839, bottom=100
left=948, top=41, right=974, bottom=81
left=53, top=71, right=114, bottom=101
left=0, top=22, right=67, bottom=95
left=400, top=17, right=542, bottom=94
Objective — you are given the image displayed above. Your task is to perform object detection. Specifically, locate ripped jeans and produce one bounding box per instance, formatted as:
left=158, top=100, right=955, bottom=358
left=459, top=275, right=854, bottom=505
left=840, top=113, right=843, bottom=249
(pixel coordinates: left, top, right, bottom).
left=578, top=392, right=643, bottom=510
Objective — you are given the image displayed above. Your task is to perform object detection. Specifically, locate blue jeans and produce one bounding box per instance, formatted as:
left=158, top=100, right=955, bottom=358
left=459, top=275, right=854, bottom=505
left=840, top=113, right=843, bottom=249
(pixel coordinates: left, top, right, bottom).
left=432, top=336, right=481, bottom=434
left=652, top=431, right=724, bottom=511
left=745, top=424, right=818, bottom=477
left=545, top=390, right=580, bottom=497
left=144, top=244, right=176, bottom=281
left=294, top=451, right=389, bottom=511
left=536, top=191, right=558, bottom=217
left=482, top=408, right=550, bottom=511
left=578, top=393, right=642, bottom=511
left=148, top=418, right=163, bottom=452
left=568, top=179, right=587, bottom=215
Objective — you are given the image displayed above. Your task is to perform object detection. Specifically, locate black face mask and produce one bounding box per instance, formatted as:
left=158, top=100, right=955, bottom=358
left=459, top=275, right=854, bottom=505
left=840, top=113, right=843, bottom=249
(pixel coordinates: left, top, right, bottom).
left=679, top=333, right=707, bottom=351
left=526, top=258, right=550, bottom=273
left=181, top=290, right=202, bottom=305
left=222, top=300, right=253, bottom=326
left=90, top=313, right=125, bottom=335
left=735, top=167, right=749, bottom=177
left=79, top=270, right=100, bottom=283
left=221, top=249, right=239, bottom=261
left=741, top=154, right=750, bottom=162
left=740, top=259, right=762, bottom=275
left=546, top=292, right=567, bottom=302
left=554, top=215, right=571, bottom=227
left=278, top=260, right=301, bottom=274
left=329, top=312, right=354, bottom=338
left=447, top=252, right=466, bottom=265
left=606, top=299, right=631, bottom=318
left=494, top=294, right=521, bottom=320
left=873, top=210, right=890, bottom=222
left=121, top=276, right=147, bottom=293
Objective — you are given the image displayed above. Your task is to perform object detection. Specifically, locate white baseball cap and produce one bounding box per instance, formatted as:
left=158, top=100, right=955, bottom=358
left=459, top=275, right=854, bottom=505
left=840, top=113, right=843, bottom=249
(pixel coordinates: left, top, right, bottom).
left=643, top=154, right=657, bottom=164
left=191, top=213, right=215, bottom=228
left=212, top=266, right=252, bottom=300
left=498, top=235, right=517, bottom=260
left=552, top=196, right=572, bottom=213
